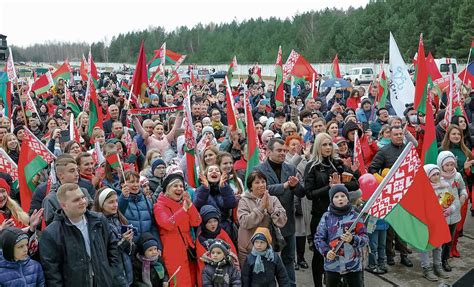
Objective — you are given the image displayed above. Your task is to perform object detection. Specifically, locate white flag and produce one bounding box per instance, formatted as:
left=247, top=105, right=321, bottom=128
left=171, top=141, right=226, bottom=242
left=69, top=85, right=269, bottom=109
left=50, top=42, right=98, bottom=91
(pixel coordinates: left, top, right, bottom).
left=389, top=32, right=415, bottom=117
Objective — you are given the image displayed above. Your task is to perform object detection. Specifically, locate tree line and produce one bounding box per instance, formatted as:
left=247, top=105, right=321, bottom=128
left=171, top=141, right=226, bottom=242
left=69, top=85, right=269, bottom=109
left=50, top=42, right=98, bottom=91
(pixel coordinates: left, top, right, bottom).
left=9, top=0, right=473, bottom=65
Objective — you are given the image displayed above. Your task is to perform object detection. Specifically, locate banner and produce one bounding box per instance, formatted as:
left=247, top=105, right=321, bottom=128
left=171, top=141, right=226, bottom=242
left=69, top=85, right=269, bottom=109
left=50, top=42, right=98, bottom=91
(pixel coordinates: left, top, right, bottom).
left=128, top=106, right=183, bottom=116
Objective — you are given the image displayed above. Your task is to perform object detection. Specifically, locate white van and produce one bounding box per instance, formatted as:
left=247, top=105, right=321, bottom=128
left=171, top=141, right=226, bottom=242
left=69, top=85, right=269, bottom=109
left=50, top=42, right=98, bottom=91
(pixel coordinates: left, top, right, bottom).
left=343, top=67, right=374, bottom=85
left=434, top=58, right=458, bottom=76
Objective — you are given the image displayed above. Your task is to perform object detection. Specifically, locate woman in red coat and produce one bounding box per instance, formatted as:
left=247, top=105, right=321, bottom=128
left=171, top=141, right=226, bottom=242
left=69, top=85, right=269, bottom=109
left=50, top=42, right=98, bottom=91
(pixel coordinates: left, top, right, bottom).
left=154, top=173, right=202, bottom=287
left=195, top=204, right=237, bottom=287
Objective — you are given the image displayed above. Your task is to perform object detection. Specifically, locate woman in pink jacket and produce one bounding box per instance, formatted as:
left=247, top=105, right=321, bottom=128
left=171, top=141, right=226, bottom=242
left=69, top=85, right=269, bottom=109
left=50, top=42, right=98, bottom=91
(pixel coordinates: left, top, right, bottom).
left=154, top=172, right=202, bottom=287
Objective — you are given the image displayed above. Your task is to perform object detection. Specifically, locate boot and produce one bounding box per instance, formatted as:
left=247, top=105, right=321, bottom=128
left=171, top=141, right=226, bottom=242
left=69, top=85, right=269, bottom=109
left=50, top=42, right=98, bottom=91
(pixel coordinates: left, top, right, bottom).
left=422, top=267, right=438, bottom=282
left=442, top=260, right=452, bottom=272
left=434, top=264, right=450, bottom=279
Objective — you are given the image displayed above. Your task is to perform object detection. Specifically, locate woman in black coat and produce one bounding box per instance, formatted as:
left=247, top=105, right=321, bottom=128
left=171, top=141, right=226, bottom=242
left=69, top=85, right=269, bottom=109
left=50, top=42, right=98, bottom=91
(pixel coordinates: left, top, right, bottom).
left=303, top=132, right=359, bottom=287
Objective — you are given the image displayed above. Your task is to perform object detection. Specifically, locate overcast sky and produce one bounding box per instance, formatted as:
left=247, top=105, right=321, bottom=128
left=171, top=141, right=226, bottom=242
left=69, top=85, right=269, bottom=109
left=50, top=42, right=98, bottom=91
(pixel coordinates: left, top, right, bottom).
left=2, top=0, right=368, bottom=47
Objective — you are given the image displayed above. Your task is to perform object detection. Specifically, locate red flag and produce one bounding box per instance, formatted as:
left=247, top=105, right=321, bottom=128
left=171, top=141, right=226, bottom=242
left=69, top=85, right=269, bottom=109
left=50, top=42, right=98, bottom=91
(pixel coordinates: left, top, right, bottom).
left=331, top=54, right=342, bottom=78
left=426, top=52, right=442, bottom=81
left=69, top=114, right=81, bottom=142
left=80, top=54, right=88, bottom=81
left=283, top=50, right=317, bottom=81
left=353, top=131, right=367, bottom=175
left=225, top=76, right=237, bottom=131
left=274, top=46, right=284, bottom=107
left=131, top=41, right=149, bottom=106
left=183, top=93, right=199, bottom=188
left=414, top=34, right=429, bottom=114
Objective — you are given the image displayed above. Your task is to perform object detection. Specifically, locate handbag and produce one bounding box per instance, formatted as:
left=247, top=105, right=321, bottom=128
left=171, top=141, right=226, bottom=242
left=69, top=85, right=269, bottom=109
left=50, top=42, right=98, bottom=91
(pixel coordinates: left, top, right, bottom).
left=177, top=226, right=197, bottom=261
left=269, top=221, right=286, bottom=252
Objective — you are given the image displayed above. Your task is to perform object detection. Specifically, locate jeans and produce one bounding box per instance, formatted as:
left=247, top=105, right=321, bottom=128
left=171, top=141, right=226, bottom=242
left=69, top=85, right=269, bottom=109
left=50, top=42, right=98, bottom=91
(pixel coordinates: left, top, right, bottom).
left=368, top=230, right=387, bottom=266
left=442, top=223, right=457, bottom=261
left=281, top=235, right=296, bottom=287
left=326, top=271, right=364, bottom=287
left=420, top=247, right=442, bottom=268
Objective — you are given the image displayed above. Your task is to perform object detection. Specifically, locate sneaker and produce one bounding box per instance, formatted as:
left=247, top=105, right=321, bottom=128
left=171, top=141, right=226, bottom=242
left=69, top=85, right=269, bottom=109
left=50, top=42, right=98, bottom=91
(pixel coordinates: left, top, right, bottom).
left=434, top=265, right=450, bottom=279
left=294, top=262, right=300, bottom=271
left=387, top=256, right=395, bottom=266
left=442, top=260, right=452, bottom=272
left=400, top=256, right=413, bottom=267
left=298, top=260, right=309, bottom=269
left=366, top=265, right=385, bottom=274
left=423, top=267, right=439, bottom=282
left=378, top=264, right=388, bottom=273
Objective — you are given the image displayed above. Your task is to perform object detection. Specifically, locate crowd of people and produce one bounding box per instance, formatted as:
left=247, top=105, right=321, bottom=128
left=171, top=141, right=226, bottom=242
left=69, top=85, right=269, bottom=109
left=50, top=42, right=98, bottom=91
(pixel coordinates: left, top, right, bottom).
left=0, top=67, right=473, bottom=287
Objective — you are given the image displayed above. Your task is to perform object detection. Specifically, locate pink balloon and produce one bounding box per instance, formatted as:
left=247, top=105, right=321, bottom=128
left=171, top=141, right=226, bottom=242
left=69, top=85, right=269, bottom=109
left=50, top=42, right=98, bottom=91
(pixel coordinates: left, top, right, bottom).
left=358, top=174, right=378, bottom=200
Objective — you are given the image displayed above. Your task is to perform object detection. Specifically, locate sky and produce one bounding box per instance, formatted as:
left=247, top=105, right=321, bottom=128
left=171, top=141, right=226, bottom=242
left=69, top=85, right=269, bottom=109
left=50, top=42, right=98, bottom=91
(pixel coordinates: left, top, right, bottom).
left=1, top=0, right=369, bottom=47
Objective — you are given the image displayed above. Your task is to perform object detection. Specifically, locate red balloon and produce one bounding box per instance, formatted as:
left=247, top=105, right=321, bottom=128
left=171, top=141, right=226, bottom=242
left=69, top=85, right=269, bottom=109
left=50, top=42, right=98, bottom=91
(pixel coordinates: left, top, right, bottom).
left=358, top=174, right=378, bottom=200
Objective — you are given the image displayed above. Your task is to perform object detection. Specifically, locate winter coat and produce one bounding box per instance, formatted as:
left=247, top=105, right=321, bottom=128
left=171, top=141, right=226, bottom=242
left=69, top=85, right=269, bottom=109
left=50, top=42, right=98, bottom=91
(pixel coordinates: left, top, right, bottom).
left=355, top=108, right=372, bottom=124
left=442, top=173, right=466, bottom=225
left=194, top=183, right=238, bottom=240
left=315, top=208, right=369, bottom=274
left=254, top=160, right=305, bottom=237
left=39, top=210, right=120, bottom=287
left=0, top=251, right=45, bottom=287
left=346, top=97, right=360, bottom=111
left=304, top=158, right=359, bottom=225
left=202, top=261, right=241, bottom=287
left=131, top=255, right=165, bottom=287
left=237, top=192, right=287, bottom=266
left=368, top=142, right=406, bottom=174
left=405, top=124, right=424, bottom=157
left=342, top=121, right=378, bottom=166
left=118, top=191, right=161, bottom=245
left=196, top=229, right=237, bottom=287
left=105, top=214, right=134, bottom=286
left=154, top=193, right=202, bottom=287
left=241, top=252, right=289, bottom=287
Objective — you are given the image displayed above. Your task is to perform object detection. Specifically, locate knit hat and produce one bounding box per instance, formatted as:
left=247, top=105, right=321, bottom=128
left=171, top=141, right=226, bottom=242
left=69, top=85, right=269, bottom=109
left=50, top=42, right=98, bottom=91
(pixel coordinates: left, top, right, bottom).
left=361, top=97, right=371, bottom=107
left=437, top=151, right=456, bottom=168
left=13, top=125, right=24, bottom=137
left=333, top=136, right=346, bottom=145
left=348, top=189, right=362, bottom=202
left=329, top=184, right=350, bottom=202
left=259, top=116, right=268, bottom=125
left=424, top=164, right=440, bottom=179
left=139, top=176, right=149, bottom=187
left=161, top=173, right=185, bottom=193
left=150, top=94, right=159, bottom=101
left=251, top=227, right=272, bottom=245
left=151, top=158, right=166, bottom=174
left=200, top=205, right=221, bottom=224
left=202, top=126, right=215, bottom=137
left=0, top=178, right=11, bottom=195
left=0, top=228, right=29, bottom=261
left=208, top=239, right=230, bottom=256
left=137, top=232, right=159, bottom=256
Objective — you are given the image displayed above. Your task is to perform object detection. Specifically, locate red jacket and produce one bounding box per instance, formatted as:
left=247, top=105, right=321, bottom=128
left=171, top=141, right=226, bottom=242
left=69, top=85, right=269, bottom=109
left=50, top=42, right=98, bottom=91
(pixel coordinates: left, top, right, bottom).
left=405, top=124, right=424, bottom=157
left=346, top=97, right=361, bottom=111
left=195, top=229, right=237, bottom=287
left=154, top=194, right=202, bottom=287
left=360, top=134, right=378, bottom=167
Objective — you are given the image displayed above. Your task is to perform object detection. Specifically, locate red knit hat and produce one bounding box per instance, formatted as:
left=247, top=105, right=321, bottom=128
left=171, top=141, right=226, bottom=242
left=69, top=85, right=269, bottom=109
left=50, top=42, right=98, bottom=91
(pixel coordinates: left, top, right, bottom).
left=0, top=178, right=11, bottom=195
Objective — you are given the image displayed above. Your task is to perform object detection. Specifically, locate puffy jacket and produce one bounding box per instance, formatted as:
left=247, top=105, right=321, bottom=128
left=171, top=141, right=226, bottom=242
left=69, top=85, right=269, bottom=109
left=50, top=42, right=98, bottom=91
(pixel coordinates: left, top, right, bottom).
left=0, top=251, right=45, bottom=287
left=202, top=262, right=241, bottom=287
left=315, top=208, right=369, bottom=274
left=154, top=193, right=202, bottom=287
left=241, top=252, right=289, bottom=287
left=39, top=210, right=119, bottom=287
left=105, top=214, right=133, bottom=286
left=442, top=173, right=466, bottom=225
left=118, top=191, right=161, bottom=245
left=368, top=142, right=406, bottom=174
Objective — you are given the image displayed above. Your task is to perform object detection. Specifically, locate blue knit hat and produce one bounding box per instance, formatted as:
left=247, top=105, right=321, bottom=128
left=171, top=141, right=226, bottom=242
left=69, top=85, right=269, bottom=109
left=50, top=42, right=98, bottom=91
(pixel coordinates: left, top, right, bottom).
left=329, top=184, right=349, bottom=202
left=151, top=158, right=166, bottom=174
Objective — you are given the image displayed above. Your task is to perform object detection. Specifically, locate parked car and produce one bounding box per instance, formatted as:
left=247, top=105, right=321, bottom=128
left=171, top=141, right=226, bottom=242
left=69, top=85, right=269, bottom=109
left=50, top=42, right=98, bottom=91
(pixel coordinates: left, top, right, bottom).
left=211, top=70, right=227, bottom=79
left=434, top=58, right=458, bottom=76
left=180, top=69, right=211, bottom=81
left=343, top=67, right=374, bottom=85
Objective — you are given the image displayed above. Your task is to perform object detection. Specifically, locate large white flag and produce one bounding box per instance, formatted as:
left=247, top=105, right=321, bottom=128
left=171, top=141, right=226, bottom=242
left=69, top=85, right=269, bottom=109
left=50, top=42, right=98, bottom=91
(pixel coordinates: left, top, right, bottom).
left=389, top=32, right=415, bottom=117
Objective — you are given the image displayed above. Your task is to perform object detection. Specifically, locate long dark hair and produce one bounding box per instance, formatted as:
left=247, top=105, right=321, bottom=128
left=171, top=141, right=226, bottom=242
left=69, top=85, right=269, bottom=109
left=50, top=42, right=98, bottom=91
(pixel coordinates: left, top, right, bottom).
left=92, top=187, right=128, bottom=224
left=216, top=152, right=243, bottom=194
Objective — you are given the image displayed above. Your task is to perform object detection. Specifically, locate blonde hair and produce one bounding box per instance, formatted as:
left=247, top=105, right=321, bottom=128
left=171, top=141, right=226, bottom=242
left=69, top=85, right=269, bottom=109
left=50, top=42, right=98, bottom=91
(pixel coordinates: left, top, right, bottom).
left=311, top=132, right=339, bottom=165
left=143, top=148, right=162, bottom=169
left=6, top=197, right=30, bottom=226
left=1, top=133, right=19, bottom=153
left=91, top=127, right=105, bottom=141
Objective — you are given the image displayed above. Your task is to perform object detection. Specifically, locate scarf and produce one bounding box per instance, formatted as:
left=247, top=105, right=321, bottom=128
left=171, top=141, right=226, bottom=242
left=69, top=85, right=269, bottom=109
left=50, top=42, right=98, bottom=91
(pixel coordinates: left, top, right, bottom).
left=80, top=173, right=94, bottom=182
left=136, top=253, right=164, bottom=287
left=441, top=167, right=457, bottom=181
left=198, top=225, right=222, bottom=247
left=329, top=203, right=352, bottom=216
left=250, top=246, right=275, bottom=274
left=206, top=256, right=232, bottom=284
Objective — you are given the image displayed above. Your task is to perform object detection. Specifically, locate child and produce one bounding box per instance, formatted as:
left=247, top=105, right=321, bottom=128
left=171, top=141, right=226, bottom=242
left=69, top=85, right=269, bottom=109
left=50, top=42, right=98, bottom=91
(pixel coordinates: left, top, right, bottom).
left=0, top=227, right=45, bottom=286
left=315, top=184, right=368, bottom=287
left=437, top=151, right=466, bottom=272
left=241, top=227, right=289, bottom=287
left=133, top=232, right=166, bottom=287
left=420, top=164, right=450, bottom=281
left=201, top=239, right=241, bottom=286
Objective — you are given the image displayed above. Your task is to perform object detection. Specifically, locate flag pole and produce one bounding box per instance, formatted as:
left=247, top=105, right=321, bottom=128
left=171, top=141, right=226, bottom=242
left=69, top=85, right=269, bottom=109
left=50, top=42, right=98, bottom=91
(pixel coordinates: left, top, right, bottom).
left=333, top=142, right=414, bottom=253
left=461, top=43, right=472, bottom=86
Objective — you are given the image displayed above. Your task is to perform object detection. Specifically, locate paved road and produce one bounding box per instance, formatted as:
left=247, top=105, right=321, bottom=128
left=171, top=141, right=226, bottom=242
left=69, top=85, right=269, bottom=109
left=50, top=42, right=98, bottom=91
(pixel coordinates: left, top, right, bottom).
left=296, top=211, right=474, bottom=286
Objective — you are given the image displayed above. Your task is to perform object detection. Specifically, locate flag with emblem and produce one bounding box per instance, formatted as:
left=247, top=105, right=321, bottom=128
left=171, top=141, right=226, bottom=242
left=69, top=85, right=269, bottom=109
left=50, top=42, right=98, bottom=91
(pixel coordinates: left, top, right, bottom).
left=283, top=50, right=317, bottom=82
left=5, top=47, right=17, bottom=83
left=183, top=90, right=199, bottom=188
left=225, top=56, right=238, bottom=85
left=131, top=41, right=149, bottom=105
left=31, top=71, right=54, bottom=96
left=0, top=148, right=18, bottom=189
left=80, top=54, right=89, bottom=81
left=274, top=46, right=284, bottom=107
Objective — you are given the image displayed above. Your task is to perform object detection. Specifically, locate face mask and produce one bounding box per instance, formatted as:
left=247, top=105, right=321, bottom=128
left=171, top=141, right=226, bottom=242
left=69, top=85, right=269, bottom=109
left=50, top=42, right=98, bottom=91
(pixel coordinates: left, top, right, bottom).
left=408, top=115, right=418, bottom=124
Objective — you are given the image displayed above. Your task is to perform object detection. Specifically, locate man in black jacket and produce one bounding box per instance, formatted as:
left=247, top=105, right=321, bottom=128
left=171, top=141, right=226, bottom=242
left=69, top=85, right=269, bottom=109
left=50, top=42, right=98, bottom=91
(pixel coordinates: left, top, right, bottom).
left=40, top=183, right=120, bottom=287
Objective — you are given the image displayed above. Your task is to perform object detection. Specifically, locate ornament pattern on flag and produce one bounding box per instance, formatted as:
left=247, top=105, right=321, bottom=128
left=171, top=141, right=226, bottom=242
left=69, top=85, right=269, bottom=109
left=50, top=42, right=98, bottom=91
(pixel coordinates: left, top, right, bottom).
left=283, top=50, right=300, bottom=80
left=369, top=147, right=421, bottom=218
left=0, top=151, right=18, bottom=181
left=23, top=129, right=55, bottom=163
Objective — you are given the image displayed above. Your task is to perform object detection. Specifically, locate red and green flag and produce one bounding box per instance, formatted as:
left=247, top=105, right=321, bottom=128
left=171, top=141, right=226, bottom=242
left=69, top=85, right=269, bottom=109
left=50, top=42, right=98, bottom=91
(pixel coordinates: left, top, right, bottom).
left=106, top=153, right=121, bottom=169
left=368, top=144, right=451, bottom=251
left=413, top=34, right=429, bottom=115
left=66, top=88, right=81, bottom=116
left=31, top=71, right=54, bottom=95
left=167, top=70, right=180, bottom=87
left=0, top=148, right=18, bottom=190
left=225, top=56, right=238, bottom=85
left=251, top=63, right=262, bottom=82
left=88, top=51, right=99, bottom=88
left=422, top=87, right=438, bottom=165
left=274, top=46, right=284, bottom=107
left=18, top=128, right=56, bottom=212
left=283, top=50, right=317, bottom=82
left=377, top=70, right=388, bottom=109
left=149, top=45, right=186, bottom=70
left=131, top=41, right=149, bottom=106
left=80, top=54, right=89, bottom=81
left=183, top=93, right=199, bottom=188
left=52, top=60, right=72, bottom=84
left=307, top=72, right=318, bottom=99
left=426, top=52, right=442, bottom=81
left=244, top=96, right=260, bottom=184
left=0, top=72, right=12, bottom=119
left=225, top=76, right=238, bottom=131
left=331, top=54, right=342, bottom=78
left=120, top=80, right=130, bottom=93
left=87, top=77, right=104, bottom=136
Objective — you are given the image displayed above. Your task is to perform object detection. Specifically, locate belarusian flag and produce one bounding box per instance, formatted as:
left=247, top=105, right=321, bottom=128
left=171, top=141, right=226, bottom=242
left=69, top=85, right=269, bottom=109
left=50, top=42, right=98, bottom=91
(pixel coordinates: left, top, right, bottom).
left=0, top=72, right=12, bottom=119
left=244, top=96, right=260, bottom=183
left=52, top=60, right=71, bottom=83
left=148, top=43, right=166, bottom=68
left=283, top=50, right=317, bottom=82
left=167, top=70, right=180, bottom=87
left=225, top=76, right=238, bottom=131
left=226, top=56, right=238, bottom=85
left=131, top=41, right=149, bottom=105
left=69, top=113, right=81, bottom=142
left=31, top=71, right=54, bottom=95
left=80, top=54, right=89, bottom=81
left=120, top=80, right=130, bottom=93
left=18, top=128, right=56, bottom=212
left=87, top=77, right=104, bottom=136
left=0, top=148, right=18, bottom=187
left=353, top=131, right=367, bottom=175
left=5, top=47, right=17, bottom=83
left=92, top=141, right=106, bottom=165
left=88, top=51, right=99, bottom=87
left=414, top=34, right=429, bottom=115
left=23, top=84, right=39, bottom=118
left=307, top=73, right=318, bottom=99
left=368, top=143, right=451, bottom=251
left=422, top=87, right=437, bottom=165
left=426, top=52, right=442, bottom=81
left=377, top=70, right=388, bottom=109
left=66, top=87, right=81, bottom=116
left=251, top=63, right=262, bottom=82
left=149, top=46, right=186, bottom=70
left=274, top=46, right=284, bottom=107
left=183, top=93, right=199, bottom=188
left=106, top=153, right=121, bottom=169
left=331, top=54, right=342, bottom=78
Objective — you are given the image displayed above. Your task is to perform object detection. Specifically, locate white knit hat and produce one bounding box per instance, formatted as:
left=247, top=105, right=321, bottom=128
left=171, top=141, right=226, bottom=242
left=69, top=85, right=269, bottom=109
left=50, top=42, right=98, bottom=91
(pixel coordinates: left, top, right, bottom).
left=437, top=151, right=456, bottom=168
left=423, top=164, right=440, bottom=178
